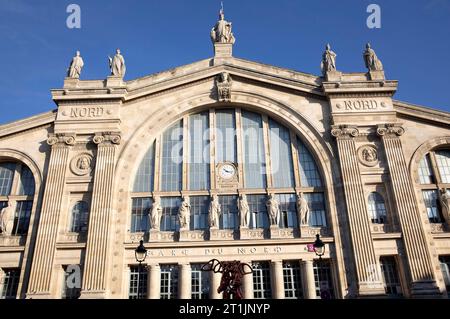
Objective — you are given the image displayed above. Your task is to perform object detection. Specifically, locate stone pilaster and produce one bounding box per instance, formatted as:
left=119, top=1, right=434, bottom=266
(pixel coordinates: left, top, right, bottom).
left=301, top=260, right=317, bottom=299
left=179, top=263, right=191, bottom=299
left=209, top=270, right=221, bottom=299
left=26, top=133, right=75, bottom=298
left=377, top=124, right=440, bottom=297
left=271, top=260, right=284, bottom=299
left=80, top=132, right=121, bottom=299
left=331, top=125, right=385, bottom=296
left=242, top=270, right=253, bottom=299
left=148, top=264, right=160, bottom=299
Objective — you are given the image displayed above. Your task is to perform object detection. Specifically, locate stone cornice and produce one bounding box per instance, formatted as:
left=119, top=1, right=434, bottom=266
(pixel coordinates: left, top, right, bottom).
left=0, top=110, right=56, bottom=138
left=394, top=100, right=450, bottom=126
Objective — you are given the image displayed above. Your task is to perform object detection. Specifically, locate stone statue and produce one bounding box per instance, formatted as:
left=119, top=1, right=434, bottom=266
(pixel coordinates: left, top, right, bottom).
left=321, top=44, right=337, bottom=74
left=363, top=43, right=383, bottom=71
left=0, top=201, right=14, bottom=235
left=296, top=193, right=310, bottom=226
left=362, top=147, right=377, bottom=163
left=67, top=51, right=84, bottom=78
left=239, top=194, right=250, bottom=228
left=217, top=72, right=232, bottom=102
left=266, top=194, right=280, bottom=226
left=108, top=49, right=126, bottom=77
left=178, top=196, right=191, bottom=230
left=150, top=196, right=162, bottom=230
left=439, top=189, right=450, bottom=224
left=77, top=156, right=90, bottom=170
left=210, top=9, right=235, bottom=44
left=208, top=194, right=221, bottom=228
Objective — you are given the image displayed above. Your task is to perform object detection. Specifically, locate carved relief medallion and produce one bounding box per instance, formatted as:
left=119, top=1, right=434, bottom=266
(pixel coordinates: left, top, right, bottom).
left=70, top=153, right=94, bottom=176
left=357, top=145, right=378, bottom=167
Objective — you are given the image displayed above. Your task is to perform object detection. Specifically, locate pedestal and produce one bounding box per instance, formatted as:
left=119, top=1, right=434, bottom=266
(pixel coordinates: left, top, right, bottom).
left=325, top=70, right=342, bottom=82
left=63, top=77, right=79, bottom=89
left=368, top=70, right=385, bottom=81
left=149, top=230, right=161, bottom=241
left=106, top=75, right=124, bottom=87
left=213, top=43, right=233, bottom=65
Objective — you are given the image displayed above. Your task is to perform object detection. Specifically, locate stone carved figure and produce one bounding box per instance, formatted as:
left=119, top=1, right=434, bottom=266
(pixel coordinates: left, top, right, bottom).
left=217, top=72, right=232, bottom=102
left=208, top=194, right=221, bottom=228
left=178, top=196, right=191, bottom=229
left=239, top=194, right=250, bottom=228
left=67, top=51, right=84, bottom=78
left=440, top=189, right=450, bottom=224
left=266, top=194, right=280, bottom=226
left=210, top=9, right=235, bottom=44
left=150, top=196, right=162, bottom=230
left=362, top=147, right=377, bottom=163
left=77, top=156, right=90, bottom=170
left=109, top=49, right=126, bottom=77
left=297, top=193, right=310, bottom=226
left=0, top=201, right=14, bottom=235
left=363, top=43, right=383, bottom=71
left=321, top=44, right=337, bottom=75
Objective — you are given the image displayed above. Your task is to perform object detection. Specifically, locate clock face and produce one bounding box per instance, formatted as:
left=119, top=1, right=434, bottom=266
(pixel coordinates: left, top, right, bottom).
left=219, top=163, right=236, bottom=180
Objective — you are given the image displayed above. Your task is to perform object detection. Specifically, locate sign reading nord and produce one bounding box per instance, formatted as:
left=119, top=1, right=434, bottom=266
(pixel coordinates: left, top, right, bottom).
left=336, top=99, right=388, bottom=111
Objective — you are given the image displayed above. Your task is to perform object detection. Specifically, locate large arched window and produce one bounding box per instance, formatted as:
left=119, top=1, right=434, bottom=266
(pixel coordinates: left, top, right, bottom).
left=70, top=201, right=89, bottom=233
left=367, top=192, right=387, bottom=224
left=417, top=149, right=450, bottom=223
left=131, top=108, right=326, bottom=235
left=0, top=161, right=35, bottom=236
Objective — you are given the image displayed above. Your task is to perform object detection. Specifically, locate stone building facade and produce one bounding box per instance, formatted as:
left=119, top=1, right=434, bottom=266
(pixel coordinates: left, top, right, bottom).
left=0, top=12, right=449, bottom=299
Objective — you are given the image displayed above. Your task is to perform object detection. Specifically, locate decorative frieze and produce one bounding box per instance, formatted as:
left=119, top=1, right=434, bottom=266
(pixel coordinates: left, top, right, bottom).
left=209, top=229, right=235, bottom=241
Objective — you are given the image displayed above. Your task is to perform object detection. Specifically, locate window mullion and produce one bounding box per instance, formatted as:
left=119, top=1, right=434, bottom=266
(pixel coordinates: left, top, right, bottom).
left=429, top=152, right=443, bottom=185
left=10, top=163, right=21, bottom=196
left=154, top=137, right=162, bottom=192
left=261, top=115, right=272, bottom=188
left=290, top=130, right=302, bottom=189
left=235, top=108, right=245, bottom=188
left=209, top=109, right=216, bottom=191
left=182, top=115, right=189, bottom=191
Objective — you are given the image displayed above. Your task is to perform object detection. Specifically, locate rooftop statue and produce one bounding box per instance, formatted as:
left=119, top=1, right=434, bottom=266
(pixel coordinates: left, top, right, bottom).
left=210, top=7, right=235, bottom=44
left=108, top=49, right=126, bottom=77
left=67, top=51, right=84, bottom=78
left=363, top=43, right=383, bottom=71
left=321, top=44, right=337, bottom=75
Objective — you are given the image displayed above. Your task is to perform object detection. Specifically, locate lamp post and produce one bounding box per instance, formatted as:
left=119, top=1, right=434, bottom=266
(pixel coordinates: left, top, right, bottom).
left=313, top=234, right=325, bottom=260
left=135, top=240, right=147, bottom=299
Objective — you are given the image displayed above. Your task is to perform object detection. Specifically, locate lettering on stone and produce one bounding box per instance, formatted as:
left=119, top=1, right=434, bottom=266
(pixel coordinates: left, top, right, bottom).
left=342, top=99, right=379, bottom=111
left=69, top=107, right=105, bottom=118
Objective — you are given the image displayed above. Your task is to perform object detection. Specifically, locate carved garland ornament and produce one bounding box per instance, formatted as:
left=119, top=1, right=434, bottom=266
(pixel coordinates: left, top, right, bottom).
left=357, top=145, right=379, bottom=167
left=70, top=153, right=94, bottom=176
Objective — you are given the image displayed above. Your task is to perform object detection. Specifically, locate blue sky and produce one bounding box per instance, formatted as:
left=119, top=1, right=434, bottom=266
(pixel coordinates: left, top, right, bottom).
left=0, top=0, right=449, bottom=124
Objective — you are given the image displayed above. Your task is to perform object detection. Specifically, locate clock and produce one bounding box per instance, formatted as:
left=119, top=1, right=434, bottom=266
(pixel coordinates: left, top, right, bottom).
left=219, top=163, right=236, bottom=180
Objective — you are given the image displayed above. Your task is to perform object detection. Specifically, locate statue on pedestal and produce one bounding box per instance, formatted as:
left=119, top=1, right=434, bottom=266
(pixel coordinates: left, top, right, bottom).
left=321, top=44, right=337, bottom=75
left=266, top=194, right=280, bottom=226
left=67, top=51, right=84, bottom=78
left=363, top=43, right=383, bottom=71
left=439, top=189, right=450, bottom=224
left=297, top=193, right=310, bottom=226
left=108, top=49, right=126, bottom=77
left=239, top=194, right=250, bottom=228
left=178, top=196, right=191, bottom=230
left=150, top=196, right=162, bottom=230
left=208, top=194, right=221, bottom=228
left=210, top=8, right=235, bottom=44
left=0, top=201, right=14, bottom=235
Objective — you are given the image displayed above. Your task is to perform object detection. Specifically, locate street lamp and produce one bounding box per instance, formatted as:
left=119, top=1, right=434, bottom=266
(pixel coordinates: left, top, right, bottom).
left=313, top=234, right=325, bottom=260
left=135, top=240, right=147, bottom=299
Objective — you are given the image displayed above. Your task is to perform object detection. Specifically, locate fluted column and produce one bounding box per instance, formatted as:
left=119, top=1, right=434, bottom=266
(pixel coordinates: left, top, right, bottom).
left=179, top=263, right=191, bottom=299
left=271, top=261, right=284, bottom=299
left=331, top=125, right=385, bottom=296
left=377, top=124, right=440, bottom=296
left=148, top=264, right=160, bottom=299
left=27, top=133, right=75, bottom=298
left=209, top=271, right=221, bottom=299
left=301, top=260, right=317, bottom=299
left=242, top=270, right=253, bottom=299
left=80, top=132, right=121, bottom=298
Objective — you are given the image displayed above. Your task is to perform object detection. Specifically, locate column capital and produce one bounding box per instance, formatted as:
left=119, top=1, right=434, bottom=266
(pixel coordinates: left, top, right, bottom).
left=376, top=123, right=405, bottom=137
left=331, top=125, right=359, bottom=138
left=47, top=133, right=76, bottom=146
left=93, top=132, right=121, bottom=145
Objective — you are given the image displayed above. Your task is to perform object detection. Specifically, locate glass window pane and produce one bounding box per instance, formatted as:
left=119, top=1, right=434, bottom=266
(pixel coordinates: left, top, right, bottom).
left=247, top=195, right=269, bottom=229
left=0, top=163, right=15, bottom=196
left=160, top=197, right=181, bottom=232
left=252, top=261, right=272, bottom=299
left=380, top=257, right=402, bottom=297
left=313, top=260, right=334, bottom=299
left=418, top=154, right=434, bottom=184
left=0, top=268, right=19, bottom=299
left=283, top=261, right=303, bottom=299
left=18, top=166, right=35, bottom=196
left=160, top=264, right=178, bottom=299
left=367, top=192, right=387, bottom=224
left=422, top=190, right=442, bottom=223
left=189, top=112, right=210, bottom=190
left=190, top=196, right=209, bottom=230
left=160, top=121, right=183, bottom=192
left=219, top=195, right=238, bottom=230
left=216, top=110, right=237, bottom=163
left=241, top=111, right=266, bottom=189
left=297, top=138, right=322, bottom=187
left=133, top=142, right=155, bottom=193
left=276, top=194, right=298, bottom=228
left=303, top=193, right=327, bottom=227
left=13, top=200, right=33, bottom=235
left=436, top=150, right=450, bottom=184
left=131, top=198, right=151, bottom=233
left=128, top=265, right=148, bottom=299
left=191, top=264, right=210, bottom=299
left=269, top=119, right=294, bottom=188
left=70, top=201, right=89, bottom=233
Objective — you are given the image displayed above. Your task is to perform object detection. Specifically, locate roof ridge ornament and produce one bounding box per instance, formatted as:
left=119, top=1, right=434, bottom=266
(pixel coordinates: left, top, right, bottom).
left=211, top=4, right=235, bottom=63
